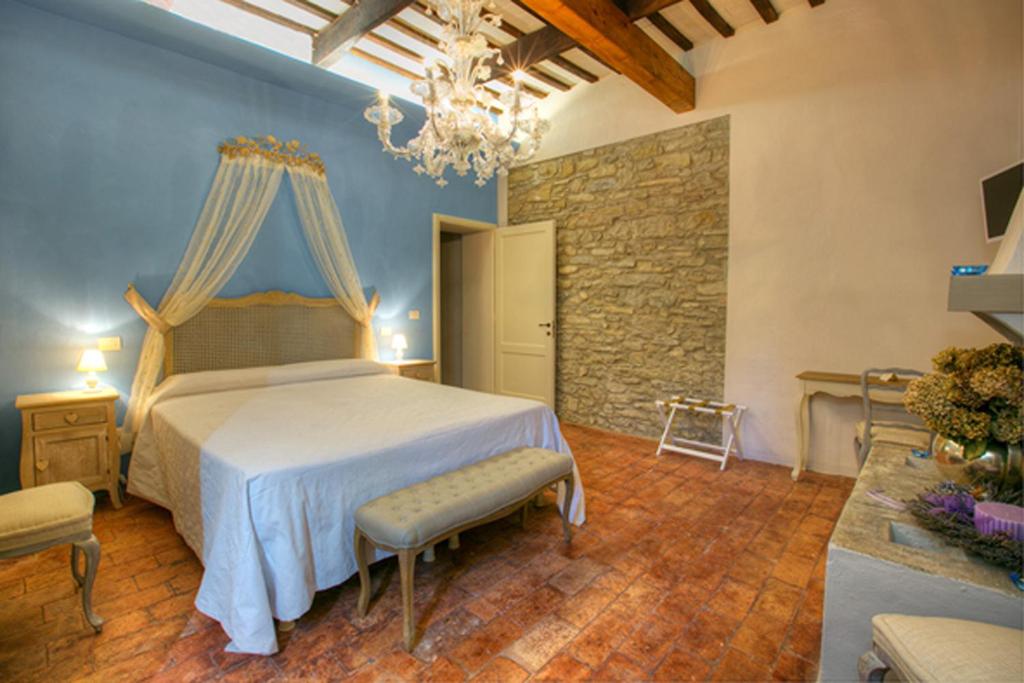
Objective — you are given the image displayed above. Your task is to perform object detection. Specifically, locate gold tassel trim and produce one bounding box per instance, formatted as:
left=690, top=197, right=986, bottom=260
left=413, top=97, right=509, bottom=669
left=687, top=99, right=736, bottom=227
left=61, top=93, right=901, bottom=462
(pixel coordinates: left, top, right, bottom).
left=218, top=135, right=325, bottom=176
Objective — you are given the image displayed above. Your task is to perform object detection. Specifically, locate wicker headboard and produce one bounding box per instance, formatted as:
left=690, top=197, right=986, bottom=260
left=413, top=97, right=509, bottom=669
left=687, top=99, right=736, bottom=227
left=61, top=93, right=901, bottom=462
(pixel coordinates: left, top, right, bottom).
left=164, top=291, right=360, bottom=376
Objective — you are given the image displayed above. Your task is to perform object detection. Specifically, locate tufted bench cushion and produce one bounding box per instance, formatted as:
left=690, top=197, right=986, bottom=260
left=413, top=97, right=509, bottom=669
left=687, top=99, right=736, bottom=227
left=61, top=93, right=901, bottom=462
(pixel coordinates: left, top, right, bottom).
left=0, top=481, right=95, bottom=554
left=356, top=448, right=573, bottom=549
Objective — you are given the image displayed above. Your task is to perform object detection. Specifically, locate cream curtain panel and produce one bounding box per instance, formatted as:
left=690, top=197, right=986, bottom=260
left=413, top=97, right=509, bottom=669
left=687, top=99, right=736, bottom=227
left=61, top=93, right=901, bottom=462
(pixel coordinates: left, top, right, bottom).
left=289, top=166, right=377, bottom=360
left=124, top=137, right=377, bottom=443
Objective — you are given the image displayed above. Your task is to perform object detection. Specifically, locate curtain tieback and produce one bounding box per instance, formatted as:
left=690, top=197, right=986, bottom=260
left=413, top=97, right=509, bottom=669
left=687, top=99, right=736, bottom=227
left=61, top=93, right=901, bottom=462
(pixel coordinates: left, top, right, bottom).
left=124, top=284, right=171, bottom=334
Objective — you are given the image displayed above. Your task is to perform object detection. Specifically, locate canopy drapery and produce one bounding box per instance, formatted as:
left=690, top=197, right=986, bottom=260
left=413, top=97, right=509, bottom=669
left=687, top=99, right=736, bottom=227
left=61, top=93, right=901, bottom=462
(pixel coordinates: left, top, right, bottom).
left=123, top=136, right=378, bottom=442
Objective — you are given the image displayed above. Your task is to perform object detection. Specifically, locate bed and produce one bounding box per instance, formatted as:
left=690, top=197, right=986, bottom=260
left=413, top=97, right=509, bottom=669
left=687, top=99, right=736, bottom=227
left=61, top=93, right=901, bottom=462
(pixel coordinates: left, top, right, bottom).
left=125, top=291, right=585, bottom=655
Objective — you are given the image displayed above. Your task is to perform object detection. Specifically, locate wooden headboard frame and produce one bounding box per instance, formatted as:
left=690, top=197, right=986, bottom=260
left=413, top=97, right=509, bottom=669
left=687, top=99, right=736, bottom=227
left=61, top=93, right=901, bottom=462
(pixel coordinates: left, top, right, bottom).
left=124, top=286, right=379, bottom=377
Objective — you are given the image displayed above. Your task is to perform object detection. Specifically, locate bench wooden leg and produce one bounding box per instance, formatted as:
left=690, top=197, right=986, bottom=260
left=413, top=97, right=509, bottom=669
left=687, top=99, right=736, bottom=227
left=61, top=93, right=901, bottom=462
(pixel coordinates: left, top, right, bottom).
left=70, top=543, right=84, bottom=588
left=398, top=549, right=416, bottom=652
left=561, top=473, right=574, bottom=544
left=73, top=535, right=103, bottom=633
left=355, top=529, right=372, bottom=617
left=519, top=502, right=529, bottom=529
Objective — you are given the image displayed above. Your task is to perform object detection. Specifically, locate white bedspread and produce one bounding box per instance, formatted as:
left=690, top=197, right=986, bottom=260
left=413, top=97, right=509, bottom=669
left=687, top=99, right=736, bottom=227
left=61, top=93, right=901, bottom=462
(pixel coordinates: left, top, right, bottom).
left=126, top=359, right=584, bottom=655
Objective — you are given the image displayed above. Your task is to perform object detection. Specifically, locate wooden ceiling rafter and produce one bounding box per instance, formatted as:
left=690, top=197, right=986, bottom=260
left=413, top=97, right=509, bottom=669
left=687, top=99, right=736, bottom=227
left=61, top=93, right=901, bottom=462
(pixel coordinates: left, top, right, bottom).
left=689, top=0, right=734, bottom=37
left=313, top=0, right=414, bottom=68
left=277, top=0, right=334, bottom=22
left=647, top=12, right=692, bottom=51
left=217, top=0, right=316, bottom=36
left=518, top=0, right=695, bottom=112
left=749, top=0, right=779, bottom=23
left=362, top=32, right=424, bottom=64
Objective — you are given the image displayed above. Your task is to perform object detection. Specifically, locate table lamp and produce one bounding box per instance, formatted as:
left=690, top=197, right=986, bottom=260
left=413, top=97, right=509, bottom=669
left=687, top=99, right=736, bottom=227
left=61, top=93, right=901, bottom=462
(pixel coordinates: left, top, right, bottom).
left=392, top=334, right=408, bottom=361
left=76, top=349, right=107, bottom=391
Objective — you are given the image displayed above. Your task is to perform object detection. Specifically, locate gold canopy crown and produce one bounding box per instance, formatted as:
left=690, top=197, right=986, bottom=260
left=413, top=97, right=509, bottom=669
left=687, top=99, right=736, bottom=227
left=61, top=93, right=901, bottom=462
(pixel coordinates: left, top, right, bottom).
left=218, top=135, right=325, bottom=176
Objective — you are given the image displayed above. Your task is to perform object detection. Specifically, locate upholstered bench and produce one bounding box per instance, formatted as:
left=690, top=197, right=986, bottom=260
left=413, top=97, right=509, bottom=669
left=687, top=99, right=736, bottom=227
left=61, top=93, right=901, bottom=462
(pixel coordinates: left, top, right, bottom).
left=354, top=447, right=575, bottom=651
left=859, top=614, right=1023, bottom=682
left=0, top=482, right=104, bottom=632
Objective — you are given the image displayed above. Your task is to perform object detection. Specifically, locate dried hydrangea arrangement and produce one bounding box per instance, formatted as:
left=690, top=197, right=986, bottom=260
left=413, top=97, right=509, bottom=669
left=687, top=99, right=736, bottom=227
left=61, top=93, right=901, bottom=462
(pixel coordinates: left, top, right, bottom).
left=904, top=343, right=1023, bottom=458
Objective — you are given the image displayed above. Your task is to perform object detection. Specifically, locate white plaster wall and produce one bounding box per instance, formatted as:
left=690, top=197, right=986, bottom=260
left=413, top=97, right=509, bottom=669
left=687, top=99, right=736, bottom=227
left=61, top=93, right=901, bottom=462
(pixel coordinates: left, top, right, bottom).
left=508, top=0, right=1023, bottom=476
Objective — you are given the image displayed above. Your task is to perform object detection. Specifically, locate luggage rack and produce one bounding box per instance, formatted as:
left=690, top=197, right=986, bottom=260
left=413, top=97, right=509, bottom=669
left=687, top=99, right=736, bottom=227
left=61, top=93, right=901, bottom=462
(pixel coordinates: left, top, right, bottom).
left=655, top=396, right=747, bottom=470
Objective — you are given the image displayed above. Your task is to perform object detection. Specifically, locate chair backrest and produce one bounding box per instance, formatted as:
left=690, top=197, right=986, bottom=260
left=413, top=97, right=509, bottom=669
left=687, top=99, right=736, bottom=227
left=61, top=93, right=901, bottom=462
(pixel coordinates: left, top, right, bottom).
left=859, top=367, right=928, bottom=431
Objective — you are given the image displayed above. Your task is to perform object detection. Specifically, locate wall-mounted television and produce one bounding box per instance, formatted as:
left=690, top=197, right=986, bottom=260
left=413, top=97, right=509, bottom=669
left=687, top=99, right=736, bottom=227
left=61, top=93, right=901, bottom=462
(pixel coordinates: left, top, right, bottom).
left=982, top=161, right=1023, bottom=242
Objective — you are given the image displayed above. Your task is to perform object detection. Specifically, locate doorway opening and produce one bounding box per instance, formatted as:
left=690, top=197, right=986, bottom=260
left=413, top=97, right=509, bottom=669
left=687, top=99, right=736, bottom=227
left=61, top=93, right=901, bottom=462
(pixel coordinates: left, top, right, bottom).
left=432, top=214, right=496, bottom=391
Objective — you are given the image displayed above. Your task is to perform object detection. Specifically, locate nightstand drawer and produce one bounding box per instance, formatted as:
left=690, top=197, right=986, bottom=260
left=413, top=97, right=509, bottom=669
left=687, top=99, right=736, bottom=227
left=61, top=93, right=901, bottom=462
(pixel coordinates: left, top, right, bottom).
left=31, top=405, right=107, bottom=431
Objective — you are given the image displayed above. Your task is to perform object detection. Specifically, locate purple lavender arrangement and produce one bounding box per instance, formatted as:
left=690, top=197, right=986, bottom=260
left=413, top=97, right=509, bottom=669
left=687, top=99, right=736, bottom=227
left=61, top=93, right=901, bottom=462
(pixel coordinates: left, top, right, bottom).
left=908, top=481, right=1023, bottom=570
left=920, top=482, right=976, bottom=523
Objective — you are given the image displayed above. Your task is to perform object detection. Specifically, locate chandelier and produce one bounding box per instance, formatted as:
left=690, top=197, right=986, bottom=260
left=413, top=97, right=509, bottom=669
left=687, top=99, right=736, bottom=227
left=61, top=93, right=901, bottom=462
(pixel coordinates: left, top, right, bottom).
left=363, top=0, right=548, bottom=187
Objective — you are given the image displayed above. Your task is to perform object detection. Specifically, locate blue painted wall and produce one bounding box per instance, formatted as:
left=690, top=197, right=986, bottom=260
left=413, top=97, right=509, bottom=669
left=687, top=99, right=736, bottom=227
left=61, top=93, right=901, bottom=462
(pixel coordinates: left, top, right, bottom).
left=0, top=0, right=496, bottom=493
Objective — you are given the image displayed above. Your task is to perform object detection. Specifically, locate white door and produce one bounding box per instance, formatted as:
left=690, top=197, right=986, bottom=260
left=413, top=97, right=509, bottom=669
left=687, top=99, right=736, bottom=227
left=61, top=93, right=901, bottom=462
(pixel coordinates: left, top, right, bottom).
left=495, top=221, right=556, bottom=406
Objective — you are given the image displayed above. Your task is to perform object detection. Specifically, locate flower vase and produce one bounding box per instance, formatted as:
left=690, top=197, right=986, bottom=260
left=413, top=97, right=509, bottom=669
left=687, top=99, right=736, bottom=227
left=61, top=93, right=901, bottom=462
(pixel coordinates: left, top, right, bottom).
left=932, top=435, right=1023, bottom=491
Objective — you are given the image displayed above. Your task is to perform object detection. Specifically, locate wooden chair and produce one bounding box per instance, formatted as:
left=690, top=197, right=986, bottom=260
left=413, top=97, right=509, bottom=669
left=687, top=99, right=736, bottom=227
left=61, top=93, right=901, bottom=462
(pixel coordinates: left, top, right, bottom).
left=0, top=482, right=104, bottom=633
left=856, top=368, right=931, bottom=468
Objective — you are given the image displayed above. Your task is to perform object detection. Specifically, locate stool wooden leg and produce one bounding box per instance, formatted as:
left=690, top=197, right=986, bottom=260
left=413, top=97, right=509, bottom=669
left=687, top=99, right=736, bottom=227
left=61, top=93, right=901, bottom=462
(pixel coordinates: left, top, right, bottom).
left=355, top=529, right=372, bottom=617
left=561, top=474, right=574, bottom=544
left=398, top=549, right=416, bottom=651
left=74, top=535, right=103, bottom=633
left=519, top=502, right=529, bottom=529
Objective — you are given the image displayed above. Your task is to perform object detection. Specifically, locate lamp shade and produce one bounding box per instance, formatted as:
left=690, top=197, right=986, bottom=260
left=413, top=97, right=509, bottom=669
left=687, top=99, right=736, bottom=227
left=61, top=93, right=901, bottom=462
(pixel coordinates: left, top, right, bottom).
left=76, top=349, right=108, bottom=373
left=391, top=334, right=408, bottom=352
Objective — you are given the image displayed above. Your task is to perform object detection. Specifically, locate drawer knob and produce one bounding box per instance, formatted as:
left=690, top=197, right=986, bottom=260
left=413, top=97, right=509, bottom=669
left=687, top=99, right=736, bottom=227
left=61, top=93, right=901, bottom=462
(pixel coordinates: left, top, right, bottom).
left=36, top=459, right=48, bottom=472
left=64, top=412, right=79, bottom=425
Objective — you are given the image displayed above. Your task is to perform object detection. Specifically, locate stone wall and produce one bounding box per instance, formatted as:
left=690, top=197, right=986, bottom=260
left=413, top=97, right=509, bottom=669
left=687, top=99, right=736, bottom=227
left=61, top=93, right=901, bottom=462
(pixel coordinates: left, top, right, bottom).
left=507, top=116, right=729, bottom=440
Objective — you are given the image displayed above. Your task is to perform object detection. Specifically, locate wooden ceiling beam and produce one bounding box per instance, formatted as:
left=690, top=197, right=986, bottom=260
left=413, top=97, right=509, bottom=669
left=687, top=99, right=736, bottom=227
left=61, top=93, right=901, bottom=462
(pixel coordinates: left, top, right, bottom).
left=490, top=25, right=577, bottom=80
left=618, top=0, right=682, bottom=21
left=313, top=0, right=414, bottom=68
left=519, top=0, right=694, bottom=112
left=689, top=0, right=734, bottom=37
left=749, top=0, right=778, bottom=23
left=647, top=12, right=692, bottom=51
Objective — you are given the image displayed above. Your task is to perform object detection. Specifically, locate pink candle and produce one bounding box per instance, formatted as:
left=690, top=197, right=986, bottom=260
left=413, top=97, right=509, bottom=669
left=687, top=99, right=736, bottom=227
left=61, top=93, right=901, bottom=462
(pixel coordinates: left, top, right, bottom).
left=974, top=502, right=1024, bottom=541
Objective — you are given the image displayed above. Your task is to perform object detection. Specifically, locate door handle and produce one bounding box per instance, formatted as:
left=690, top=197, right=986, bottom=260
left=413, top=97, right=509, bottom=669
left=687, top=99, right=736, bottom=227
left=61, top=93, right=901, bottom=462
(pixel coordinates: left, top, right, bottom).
left=538, top=322, right=552, bottom=327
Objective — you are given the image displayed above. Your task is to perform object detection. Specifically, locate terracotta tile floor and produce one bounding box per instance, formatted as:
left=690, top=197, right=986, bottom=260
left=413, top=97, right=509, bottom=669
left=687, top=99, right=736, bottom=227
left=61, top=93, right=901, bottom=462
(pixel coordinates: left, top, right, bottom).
left=0, top=424, right=853, bottom=682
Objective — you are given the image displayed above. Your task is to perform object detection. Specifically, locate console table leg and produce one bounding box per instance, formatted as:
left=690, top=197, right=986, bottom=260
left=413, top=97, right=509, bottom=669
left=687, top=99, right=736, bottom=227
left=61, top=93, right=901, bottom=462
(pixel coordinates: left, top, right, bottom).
left=793, top=393, right=811, bottom=481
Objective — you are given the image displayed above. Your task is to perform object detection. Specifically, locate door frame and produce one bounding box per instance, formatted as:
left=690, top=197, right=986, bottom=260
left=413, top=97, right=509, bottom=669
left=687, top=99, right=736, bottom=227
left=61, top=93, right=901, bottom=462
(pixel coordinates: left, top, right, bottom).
left=431, top=213, right=496, bottom=384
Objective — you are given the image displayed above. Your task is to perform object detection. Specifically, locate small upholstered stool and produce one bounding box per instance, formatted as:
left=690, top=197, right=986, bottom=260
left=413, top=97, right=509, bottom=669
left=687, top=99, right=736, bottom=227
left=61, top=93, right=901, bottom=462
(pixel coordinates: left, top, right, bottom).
left=859, top=614, right=1024, bottom=682
left=354, top=448, right=575, bottom=651
left=0, top=482, right=103, bottom=632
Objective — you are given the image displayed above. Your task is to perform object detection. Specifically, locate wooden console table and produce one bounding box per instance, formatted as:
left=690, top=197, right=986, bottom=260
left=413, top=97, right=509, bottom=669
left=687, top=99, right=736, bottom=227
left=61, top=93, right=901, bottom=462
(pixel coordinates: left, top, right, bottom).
left=792, top=371, right=909, bottom=481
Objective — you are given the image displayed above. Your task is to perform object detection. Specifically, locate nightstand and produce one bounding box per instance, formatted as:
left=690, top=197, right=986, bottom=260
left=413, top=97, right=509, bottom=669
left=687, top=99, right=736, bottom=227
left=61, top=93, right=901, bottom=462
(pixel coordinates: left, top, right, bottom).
left=16, top=387, right=122, bottom=508
left=382, top=359, right=437, bottom=382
